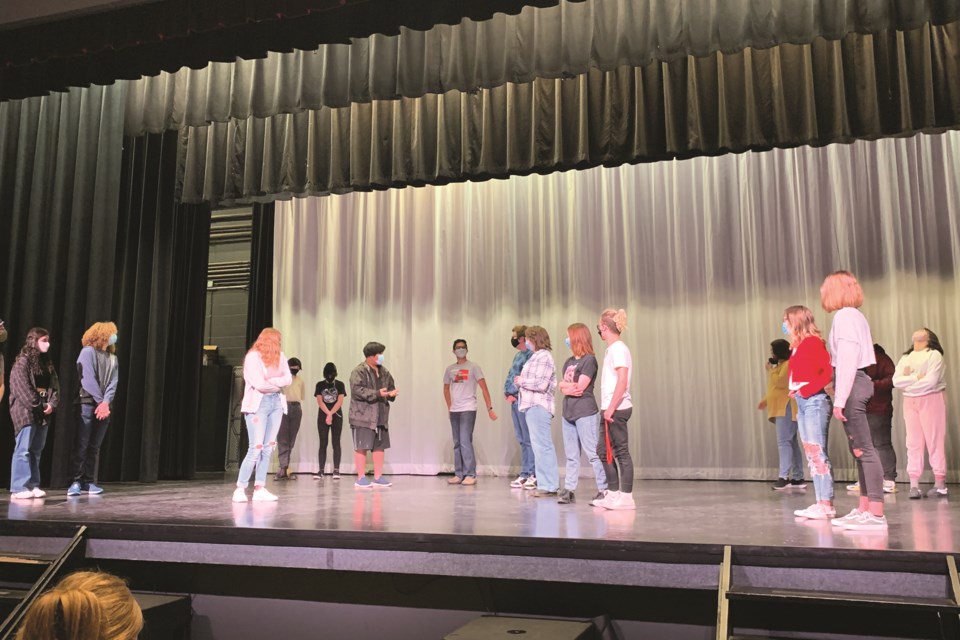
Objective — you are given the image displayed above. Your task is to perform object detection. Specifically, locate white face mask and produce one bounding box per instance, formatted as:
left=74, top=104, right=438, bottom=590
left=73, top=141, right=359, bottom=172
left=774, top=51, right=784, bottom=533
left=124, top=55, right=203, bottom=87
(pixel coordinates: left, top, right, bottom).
left=38, top=338, right=50, bottom=353
left=454, top=348, right=467, bottom=359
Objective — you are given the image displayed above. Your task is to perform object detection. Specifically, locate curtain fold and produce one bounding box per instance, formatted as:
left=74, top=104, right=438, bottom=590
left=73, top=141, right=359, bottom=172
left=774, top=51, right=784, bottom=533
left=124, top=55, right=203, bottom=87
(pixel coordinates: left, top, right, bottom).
left=177, top=22, right=960, bottom=205
left=108, top=131, right=211, bottom=483
left=246, top=203, right=276, bottom=345
left=274, top=131, right=960, bottom=480
left=0, top=85, right=126, bottom=489
left=125, top=0, right=960, bottom=135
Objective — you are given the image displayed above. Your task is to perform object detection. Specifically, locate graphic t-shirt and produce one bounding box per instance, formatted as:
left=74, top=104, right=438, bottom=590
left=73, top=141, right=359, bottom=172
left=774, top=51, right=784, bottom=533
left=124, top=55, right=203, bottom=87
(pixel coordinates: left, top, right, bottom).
left=314, top=379, right=347, bottom=417
left=561, top=355, right=599, bottom=421
left=600, top=340, right=633, bottom=411
left=443, top=361, right=485, bottom=412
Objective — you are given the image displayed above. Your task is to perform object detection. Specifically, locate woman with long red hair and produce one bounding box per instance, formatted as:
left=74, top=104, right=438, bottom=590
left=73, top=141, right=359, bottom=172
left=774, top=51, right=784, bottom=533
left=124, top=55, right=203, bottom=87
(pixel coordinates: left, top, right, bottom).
left=233, top=328, right=293, bottom=503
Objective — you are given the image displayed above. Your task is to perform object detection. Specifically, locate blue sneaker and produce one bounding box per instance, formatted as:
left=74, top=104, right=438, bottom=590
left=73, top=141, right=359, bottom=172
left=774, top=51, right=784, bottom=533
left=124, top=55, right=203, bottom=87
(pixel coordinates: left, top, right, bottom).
left=372, top=476, right=392, bottom=488
left=87, top=484, right=104, bottom=495
left=67, top=482, right=82, bottom=497
left=354, top=476, right=372, bottom=488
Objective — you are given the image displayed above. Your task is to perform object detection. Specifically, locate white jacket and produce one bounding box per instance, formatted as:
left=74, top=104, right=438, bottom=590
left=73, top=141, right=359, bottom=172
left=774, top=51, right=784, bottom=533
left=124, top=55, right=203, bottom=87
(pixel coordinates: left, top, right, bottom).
left=893, top=349, right=946, bottom=397
left=241, top=350, right=293, bottom=414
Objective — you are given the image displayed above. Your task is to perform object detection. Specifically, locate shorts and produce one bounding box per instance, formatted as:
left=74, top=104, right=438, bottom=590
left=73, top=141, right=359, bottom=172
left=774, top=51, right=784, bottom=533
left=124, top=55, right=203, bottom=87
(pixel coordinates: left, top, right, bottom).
left=352, top=425, right=390, bottom=452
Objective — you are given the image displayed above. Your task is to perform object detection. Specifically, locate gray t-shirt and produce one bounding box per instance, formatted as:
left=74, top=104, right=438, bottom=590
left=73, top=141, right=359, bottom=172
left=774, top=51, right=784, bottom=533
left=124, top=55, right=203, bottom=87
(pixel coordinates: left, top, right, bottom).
left=444, top=360, right=485, bottom=412
left=561, top=354, right=599, bottom=421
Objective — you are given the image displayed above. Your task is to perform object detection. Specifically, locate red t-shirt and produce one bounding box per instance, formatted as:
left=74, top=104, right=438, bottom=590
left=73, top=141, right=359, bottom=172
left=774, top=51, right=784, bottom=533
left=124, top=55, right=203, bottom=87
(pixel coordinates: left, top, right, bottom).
left=788, top=336, right=833, bottom=398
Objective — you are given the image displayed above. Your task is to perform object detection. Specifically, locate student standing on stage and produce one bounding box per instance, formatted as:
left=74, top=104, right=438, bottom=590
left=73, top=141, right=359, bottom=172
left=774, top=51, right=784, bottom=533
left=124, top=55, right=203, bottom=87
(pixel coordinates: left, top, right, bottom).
left=69, top=322, right=119, bottom=497
left=9, top=328, right=59, bottom=500
left=275, top=357, right=304, bottom=481
left=592, top=309, right=635, bottom=511
left=315, top=361, right=346, bottom=480
left=0, top=318, right=7, bottom=405
left=893, top=328, right=948, bottom=499
left=233, top=328, right=292, bottom=503
left=444, top=339, right=497, bottom=486
left=515, top=326, right=559, bottom=497
left=785, top=306, right=835, bottom=520
left=821, top=271, right=886, bottom=531
left=758, top=338, right=805, bottom=490
left=349, top=342, right=398, bottom=488
left=848, top=343, right=898, bottom=494
left=505, top=325, right=536, bottom=489
left=558, top=323, right=606, bottom=504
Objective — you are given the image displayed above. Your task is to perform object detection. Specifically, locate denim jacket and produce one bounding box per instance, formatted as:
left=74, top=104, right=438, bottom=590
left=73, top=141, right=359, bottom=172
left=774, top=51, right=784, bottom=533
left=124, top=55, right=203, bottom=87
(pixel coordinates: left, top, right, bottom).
left=503, top=349, right=532, bottom=397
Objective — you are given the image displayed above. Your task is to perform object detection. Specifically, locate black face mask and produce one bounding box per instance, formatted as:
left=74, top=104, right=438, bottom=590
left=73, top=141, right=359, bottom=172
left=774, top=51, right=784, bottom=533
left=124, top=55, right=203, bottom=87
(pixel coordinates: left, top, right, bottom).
left=511, top=337, right=520, bottom=348
left=325, top=374, right=335, bottom=382
left=290, top=368, right=300, bottom=375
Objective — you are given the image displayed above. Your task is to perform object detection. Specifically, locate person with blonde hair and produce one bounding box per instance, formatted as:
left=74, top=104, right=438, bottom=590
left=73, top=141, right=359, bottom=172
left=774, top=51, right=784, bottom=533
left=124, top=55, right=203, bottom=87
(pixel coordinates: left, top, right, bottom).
left=233, top=328, right=293, bottom=502
left=557, top=323, right=606, bottom=504
left=784, top=306, right=835, bottom=520
left=514, top=325, right=559, bottom=496
left=15, top=571, right=143, bottom=640
left=592, top=308, right=635, bottom=510
left=68, top=322, right=119, bottom=497
left=893, top=328, right=948, bottom=498
left=9, top=328, right=59, bottom=500
left=821, top=271, right=886, bottom=531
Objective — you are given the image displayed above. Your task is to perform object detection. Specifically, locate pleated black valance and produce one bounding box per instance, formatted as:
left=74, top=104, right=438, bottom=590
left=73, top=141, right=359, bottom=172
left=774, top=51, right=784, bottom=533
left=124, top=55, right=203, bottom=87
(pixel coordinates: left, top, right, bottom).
left=176, top=21, right=960, bottom=205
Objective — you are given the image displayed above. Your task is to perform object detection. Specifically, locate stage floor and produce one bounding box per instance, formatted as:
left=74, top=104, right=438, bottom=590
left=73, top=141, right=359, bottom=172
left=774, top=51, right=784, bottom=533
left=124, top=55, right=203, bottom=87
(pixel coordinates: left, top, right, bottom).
left=3, top=475, right=958, bottom=554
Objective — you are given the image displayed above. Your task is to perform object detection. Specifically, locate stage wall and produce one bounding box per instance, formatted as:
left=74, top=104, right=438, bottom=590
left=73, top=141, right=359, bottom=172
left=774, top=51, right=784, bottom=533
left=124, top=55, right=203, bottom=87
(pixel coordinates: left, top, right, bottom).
left=274, top=131, right=960, bottom=481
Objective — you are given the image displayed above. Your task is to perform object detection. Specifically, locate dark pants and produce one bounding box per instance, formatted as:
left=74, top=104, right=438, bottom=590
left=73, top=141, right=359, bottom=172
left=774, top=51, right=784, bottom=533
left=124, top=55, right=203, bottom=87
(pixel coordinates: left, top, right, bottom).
left=277, top=402, right=302, bottom=469
left=318, top=413, right=343, bottom=472
left=867, top=412, right=897, bottom=481
left=597, top=408, right=633, bottom=493
left=72, top=404, right=109, bottom=487
left=843, top=372, right=884, bottom=501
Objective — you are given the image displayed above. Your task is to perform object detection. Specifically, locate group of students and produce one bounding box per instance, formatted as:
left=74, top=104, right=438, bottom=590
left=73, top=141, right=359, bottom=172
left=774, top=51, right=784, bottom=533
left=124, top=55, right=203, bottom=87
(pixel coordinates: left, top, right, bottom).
left=2, top=319, right=120, bottom=500
left=758, top=271, right=948, bottom=532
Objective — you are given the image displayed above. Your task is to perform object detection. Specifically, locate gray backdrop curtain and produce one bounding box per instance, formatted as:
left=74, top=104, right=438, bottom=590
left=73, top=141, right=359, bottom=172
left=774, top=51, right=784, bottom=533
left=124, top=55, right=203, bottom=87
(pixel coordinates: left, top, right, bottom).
left=273, top=130, right=960, bottom=481
left=174, top=21, right=960, bottom=205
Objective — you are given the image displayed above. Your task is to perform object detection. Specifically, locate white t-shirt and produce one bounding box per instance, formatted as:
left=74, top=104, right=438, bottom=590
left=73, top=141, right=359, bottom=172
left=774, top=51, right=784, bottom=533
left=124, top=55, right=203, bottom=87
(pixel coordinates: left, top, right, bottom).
left=443, top=361, right=486, bottom=412
left=600, top=340, right=632, bottom=411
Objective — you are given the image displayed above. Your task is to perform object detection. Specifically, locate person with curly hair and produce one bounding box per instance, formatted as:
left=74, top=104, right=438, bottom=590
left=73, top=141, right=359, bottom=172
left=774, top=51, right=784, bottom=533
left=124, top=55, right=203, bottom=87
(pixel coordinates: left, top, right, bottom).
left=68, top=322, right=119, bottom=497
left=8, top=327, right=60, bottom=500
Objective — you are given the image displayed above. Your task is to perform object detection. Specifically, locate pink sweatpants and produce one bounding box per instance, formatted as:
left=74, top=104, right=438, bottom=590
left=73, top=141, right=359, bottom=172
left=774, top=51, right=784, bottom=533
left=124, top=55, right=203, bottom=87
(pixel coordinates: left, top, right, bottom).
left=903, top=392, right=947, bottom=480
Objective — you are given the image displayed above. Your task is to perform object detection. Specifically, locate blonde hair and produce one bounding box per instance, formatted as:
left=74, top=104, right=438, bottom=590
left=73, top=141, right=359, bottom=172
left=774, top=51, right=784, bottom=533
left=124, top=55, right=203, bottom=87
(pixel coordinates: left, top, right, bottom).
left=525, top=326, right=551, bottom=351
left=820, top=271, right=864, bottom=312
left=784, top=305, right=822, bottom=349
left=250, top=328, right=282, bottom=368
left=15, top=571, right=143, bottom=640
left=600, top=308, right=627, bottom=334
left=81, top=322, right=118, bottom=353
left=567, top=323, right=595, bottom=358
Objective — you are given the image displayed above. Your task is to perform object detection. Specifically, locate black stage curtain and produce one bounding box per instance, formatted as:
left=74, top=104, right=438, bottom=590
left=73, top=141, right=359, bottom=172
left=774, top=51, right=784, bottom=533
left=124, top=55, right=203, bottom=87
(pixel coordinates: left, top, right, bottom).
left=245, top=203, right=275, bottom=346
left=0, top=85, right=126, bottom=490
left=104, top=131, right=212, bottom=484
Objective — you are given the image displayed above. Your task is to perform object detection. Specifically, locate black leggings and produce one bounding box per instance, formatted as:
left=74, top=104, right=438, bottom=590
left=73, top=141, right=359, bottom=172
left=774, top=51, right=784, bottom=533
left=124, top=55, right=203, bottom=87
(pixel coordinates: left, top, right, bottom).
left=318, top=413, right=343, bottom=472
left=597, top=408, right=634, bottom=493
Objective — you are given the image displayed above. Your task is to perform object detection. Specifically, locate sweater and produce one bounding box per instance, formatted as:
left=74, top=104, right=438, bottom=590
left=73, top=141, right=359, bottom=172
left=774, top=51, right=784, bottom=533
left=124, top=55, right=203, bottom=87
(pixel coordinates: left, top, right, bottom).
left=893, top=349, right=946, bottom=397
left=827, top=307, right=876, bottom=409
left=240, top=350, right=293, bottom=415
left=788, top=337, right=833, bottom=399
left=76, top=346, right=119, bottom=405
left=763, top=360, right=798, bottom=422
left=865, top=346, right=895, bottom=415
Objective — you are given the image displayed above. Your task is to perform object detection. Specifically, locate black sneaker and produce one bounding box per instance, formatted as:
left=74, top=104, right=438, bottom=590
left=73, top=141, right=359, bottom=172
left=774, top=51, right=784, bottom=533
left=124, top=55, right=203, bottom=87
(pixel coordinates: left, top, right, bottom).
left=557, top=489, right=575, bottom=504
left=771, top=478, right=789, bottom=490
left=593, top=491, right=606, bottom=501
left=789, top=479, right=807, bottom=488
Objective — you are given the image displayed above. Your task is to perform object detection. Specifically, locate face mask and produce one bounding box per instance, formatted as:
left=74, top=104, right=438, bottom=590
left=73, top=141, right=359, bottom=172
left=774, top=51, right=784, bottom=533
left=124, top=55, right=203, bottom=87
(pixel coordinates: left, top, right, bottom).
left=511, top=337, right=520, bottom=348
left=108, top=333, right=118, bottom=346
left=325, top=374, right=335, bottom=382
left=38, top=339, right=50, bottom=353
left=596, top=325, right=604, bottom=339
left=781, top=321, right=790, bottom=336
left=564, top=337, right=571, bottom=350
left=526, top=340, right=533, bottom=352
left=376, top=354, right=384, bottom=366
left=454, top=348, right=467, bottom=359
left=290, top=367, right=300, bottom=375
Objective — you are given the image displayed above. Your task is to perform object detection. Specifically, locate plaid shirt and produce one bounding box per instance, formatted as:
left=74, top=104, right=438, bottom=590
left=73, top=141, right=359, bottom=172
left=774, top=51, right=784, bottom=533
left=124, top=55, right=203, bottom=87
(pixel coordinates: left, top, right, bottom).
left=517, top=349, right=556, bottom=415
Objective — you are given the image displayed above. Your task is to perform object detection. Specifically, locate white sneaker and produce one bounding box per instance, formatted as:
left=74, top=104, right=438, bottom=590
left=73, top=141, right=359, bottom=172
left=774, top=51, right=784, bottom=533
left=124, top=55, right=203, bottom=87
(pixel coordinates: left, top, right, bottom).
left=883, top=480, right=897, bottom=493
left=11, top=490, right=34, bottom=500
left=31, top=488, right=47, bottom=498
left=843, top=512, right=888, bottom=531
left=590, top=490, right=609, bottom=507
left=252, top=487, right=279, bottom=502
left=794, top=503, right=836, bottom=520
left=232, top=488, right=248, bottom=503
left=523, top=476, right=537, bottom=490
left=509, top=476, right=526, bottom=489
left=594, top=490, right=621, bottom=510
left=846, top=481, right=860, bottom=491
left=831, top=508, right=863, bottom=527
left=608, top=492, right=636, bottom=510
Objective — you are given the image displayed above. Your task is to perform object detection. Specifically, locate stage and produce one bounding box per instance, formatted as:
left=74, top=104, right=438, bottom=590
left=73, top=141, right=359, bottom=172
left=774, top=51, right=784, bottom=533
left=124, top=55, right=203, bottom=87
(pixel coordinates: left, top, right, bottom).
left=3, top=476, right=959, bottom=639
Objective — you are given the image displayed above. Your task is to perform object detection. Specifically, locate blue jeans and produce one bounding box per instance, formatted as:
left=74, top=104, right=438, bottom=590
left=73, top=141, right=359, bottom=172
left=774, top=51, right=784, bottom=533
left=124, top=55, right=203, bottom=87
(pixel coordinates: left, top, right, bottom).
left=796, top=393, right=833, bottom=502
left=10, top=424, right=48, bottom=492
left=450, top=410, right=478, bottom=478
left=561, top=413, right=607, bottom=492
left=523, top=406, right=559, bottom=492
left=237, top=393, right=284, bottom=488
left=775, top=402, right=804, bottom=481
left=510, top=401, right=535, bottom=478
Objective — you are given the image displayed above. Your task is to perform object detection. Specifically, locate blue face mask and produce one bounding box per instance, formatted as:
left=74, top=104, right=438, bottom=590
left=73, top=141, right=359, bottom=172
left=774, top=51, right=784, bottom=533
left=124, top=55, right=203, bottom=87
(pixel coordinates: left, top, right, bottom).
left=526, top=341, right=533, bottom=352
left=108, top=333, right=118, bottom=346
left=781, top=321, right=790, bottom=336
left=376, top=354, right=384, bottom=366
left=564, top=337, right=571, bottom=350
